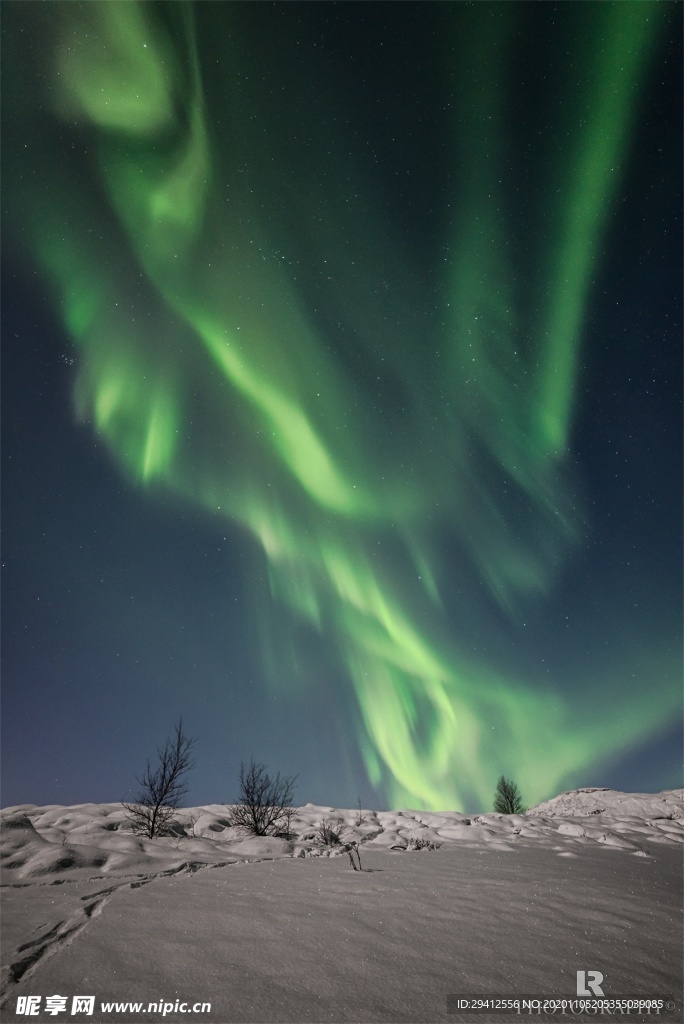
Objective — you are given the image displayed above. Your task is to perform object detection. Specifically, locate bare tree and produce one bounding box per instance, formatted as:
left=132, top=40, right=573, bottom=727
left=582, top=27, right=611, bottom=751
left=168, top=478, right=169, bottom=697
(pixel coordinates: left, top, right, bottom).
left=228, top=759, right=297, bottom=836
left=493, top=775, right=525, bottom=814
left=123, top=719, right=196, bottom=838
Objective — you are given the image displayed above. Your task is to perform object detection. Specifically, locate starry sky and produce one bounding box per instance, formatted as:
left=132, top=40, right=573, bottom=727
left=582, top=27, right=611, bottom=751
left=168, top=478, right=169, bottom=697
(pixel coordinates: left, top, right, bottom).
left=2, top=2, right=682, bottom=813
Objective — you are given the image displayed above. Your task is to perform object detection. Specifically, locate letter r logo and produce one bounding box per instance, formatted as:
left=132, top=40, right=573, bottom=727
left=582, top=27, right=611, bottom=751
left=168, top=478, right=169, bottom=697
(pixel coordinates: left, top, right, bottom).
left=577, top=970, right=605, bottom=996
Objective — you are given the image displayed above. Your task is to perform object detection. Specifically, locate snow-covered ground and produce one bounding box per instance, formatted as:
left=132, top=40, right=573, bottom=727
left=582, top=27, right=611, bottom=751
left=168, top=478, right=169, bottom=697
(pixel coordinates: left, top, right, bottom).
left=1, top=790, right=682, bottom=1023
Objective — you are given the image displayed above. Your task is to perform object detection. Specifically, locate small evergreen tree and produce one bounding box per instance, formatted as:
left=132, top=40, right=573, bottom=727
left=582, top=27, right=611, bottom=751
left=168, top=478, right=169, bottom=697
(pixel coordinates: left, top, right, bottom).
left=493, top=775, right=525, bottom=814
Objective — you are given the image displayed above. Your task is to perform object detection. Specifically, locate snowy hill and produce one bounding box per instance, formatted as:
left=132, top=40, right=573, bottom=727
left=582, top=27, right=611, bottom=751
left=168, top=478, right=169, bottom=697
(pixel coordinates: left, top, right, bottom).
left=1, top=794, right=682, bottom=1022
left=526, top=787, right=684, bottom=819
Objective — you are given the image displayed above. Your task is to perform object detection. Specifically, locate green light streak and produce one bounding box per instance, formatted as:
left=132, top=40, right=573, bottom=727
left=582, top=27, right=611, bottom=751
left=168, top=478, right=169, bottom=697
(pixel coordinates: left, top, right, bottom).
left=536, top=3, right=662, bottom=451
left=56, top=3, right=174, bottom=135
left=194, top=314, right=368, bottom=515
left=15, top=1, right=677, bottom=809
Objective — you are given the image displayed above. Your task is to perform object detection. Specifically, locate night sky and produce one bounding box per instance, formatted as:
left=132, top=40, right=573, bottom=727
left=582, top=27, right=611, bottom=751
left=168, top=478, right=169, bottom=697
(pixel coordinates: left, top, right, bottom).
left=2, top=2, right=682, bottom=813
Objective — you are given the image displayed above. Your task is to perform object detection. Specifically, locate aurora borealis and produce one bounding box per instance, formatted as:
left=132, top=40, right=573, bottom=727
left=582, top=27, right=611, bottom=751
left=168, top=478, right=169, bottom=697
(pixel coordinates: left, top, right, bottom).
left=3, top=3, right=682, bottom=811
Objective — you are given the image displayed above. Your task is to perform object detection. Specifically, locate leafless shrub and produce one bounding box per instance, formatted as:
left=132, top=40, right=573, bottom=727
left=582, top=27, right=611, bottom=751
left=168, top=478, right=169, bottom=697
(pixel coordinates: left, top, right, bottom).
left=123, top=719, right=196, bottom=838
left=181, top=811, right=201, bottom=838
left=280, top=805, right=297, bottom=839
left=406, top=837, right=441, bottom=851
left=353, top=796, right=367, bottom=827
left=316, top=817, right=347, bottom=846
left=228, top=759, right=297, bottom=836
left=172, top=812, right=202, bottom=848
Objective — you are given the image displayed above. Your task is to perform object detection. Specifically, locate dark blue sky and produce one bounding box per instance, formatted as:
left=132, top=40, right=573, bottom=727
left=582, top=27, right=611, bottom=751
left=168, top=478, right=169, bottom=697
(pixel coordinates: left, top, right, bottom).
left=2, top=2, right=682, bottom=812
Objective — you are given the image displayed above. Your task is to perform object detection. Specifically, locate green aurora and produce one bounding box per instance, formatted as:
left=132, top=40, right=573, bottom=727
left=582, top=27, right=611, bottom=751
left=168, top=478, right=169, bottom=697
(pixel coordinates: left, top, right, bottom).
left=11, top=1, right=679, bottom=809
